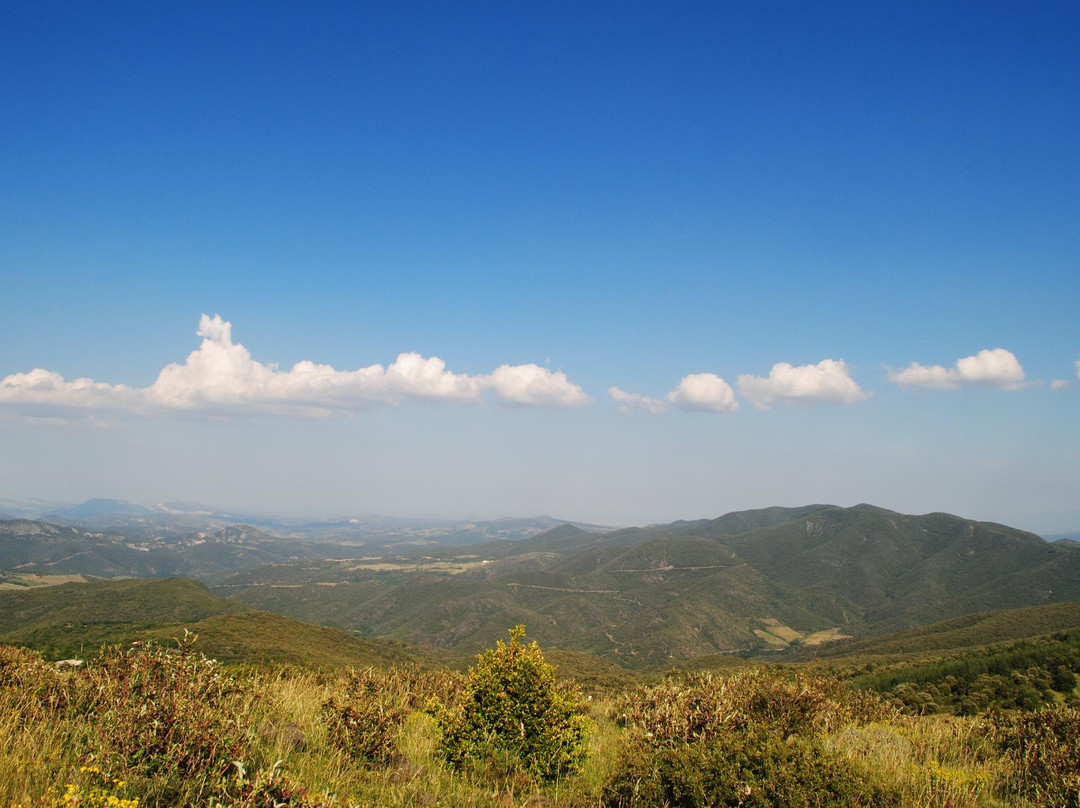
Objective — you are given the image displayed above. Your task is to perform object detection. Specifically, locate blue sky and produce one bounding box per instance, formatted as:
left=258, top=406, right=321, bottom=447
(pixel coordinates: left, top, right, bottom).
left=1, top=3, right=1077, bottom=531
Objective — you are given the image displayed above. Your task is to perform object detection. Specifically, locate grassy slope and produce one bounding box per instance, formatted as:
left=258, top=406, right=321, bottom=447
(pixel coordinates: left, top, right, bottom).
left=0, top=577, right=462, bottom=670
left=141, top=611, right=458, bottom=670
left=0, top=577, right=246, bottom=634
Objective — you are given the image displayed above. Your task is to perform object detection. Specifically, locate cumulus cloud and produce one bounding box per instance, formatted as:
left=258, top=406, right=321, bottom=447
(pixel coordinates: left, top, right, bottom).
left=886, top=348, right=1027, bottom=390
left=1051, top=379, right=1071, bottom=391
left=608, top=386, right=668, bottom=415
left=0, top=314, right=590, bottom=418
left=609, top=374, right=740, bottom=415
left=0, top=368, right=141, bottom=412
left=482, top=364, right=590, bottom=408
left=737, top=359, right=870, bottom=410
left=667, top=373, right=739, bottom=413
left=146, top=314, right=484, bottom=413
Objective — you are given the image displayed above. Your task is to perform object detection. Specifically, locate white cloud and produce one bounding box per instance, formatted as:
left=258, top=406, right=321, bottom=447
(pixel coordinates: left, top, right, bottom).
left=887, top=348, right=1027, bottom=390
left=0, top=314, right=590, bottom=418
left=482, top=364, right=590, bottom=408
left=0, top=369, right=136, bottom=431
left=146, top=314, right=483, bottom=413
left=1051, top=379, right=1071, bottom=391
left=609, top=386, right=668, bottom=415
left=737, top=359, right=870, bottom=410
left=666, top=373, right=739, bottom=413
left=0, top=368, right=140, bottom=411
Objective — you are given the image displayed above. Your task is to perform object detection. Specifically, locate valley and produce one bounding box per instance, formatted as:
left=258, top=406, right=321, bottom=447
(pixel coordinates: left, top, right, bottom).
left=3, top=499, right=1079, bottom=669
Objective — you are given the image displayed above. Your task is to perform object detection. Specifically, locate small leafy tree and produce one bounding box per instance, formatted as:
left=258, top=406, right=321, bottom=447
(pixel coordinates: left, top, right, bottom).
left=427, top=625, right=588, bottom=780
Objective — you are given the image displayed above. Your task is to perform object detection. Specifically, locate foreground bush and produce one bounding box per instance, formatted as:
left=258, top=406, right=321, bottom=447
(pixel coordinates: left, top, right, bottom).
left=76, top=634, right=249, bottom=802
left=614, top=667, right=893, bottom=743
left=605, top=668, right=897, bottom=807
left=604, top=727, right=897, bottom=807
left=427, top=625, right=589, bottom=781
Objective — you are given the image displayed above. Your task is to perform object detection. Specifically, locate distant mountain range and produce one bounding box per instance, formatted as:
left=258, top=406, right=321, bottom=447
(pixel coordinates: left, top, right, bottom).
left=0, top=518, right=361, bottom=581
left=4, top=575, right=1073, bottom=698
left=0, top=494, right=612, bottom=549
left=4, top=501, right=1080, bottom=670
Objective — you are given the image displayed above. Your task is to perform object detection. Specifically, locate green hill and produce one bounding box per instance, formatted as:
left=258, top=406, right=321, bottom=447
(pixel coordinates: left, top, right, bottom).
left=0, top=577, right=455, bottom=670
left=846, top=627, right=1080, bottom=715
left=0, top=577, right=245, bottom=635
left=718, top=505, right=1080, bottom=632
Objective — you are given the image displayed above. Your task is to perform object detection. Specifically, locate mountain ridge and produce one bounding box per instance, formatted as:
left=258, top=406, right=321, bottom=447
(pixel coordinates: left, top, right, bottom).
left=6, top=502, right=1077, bottom=670
left=213, top=503, right=1079, bottom=668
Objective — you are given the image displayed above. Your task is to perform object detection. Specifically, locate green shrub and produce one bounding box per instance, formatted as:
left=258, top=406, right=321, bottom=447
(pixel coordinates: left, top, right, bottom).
left=1053, top=665, right=1078, bottom=694
left=426, top=626, right=588, bottom=781
left=615, top=667, right=891, bottom=745
left=605, top=668, right=897, bottom=807
left=603, top=729, right=897, bottom=807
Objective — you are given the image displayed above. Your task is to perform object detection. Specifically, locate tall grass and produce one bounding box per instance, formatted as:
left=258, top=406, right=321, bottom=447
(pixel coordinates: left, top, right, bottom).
left=2, top=639, right=1078, bottom=807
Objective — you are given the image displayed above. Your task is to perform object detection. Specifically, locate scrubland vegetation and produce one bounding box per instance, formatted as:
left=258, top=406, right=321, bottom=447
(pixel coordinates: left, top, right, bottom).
left=851, top=629, right=1080, bottom=716
left=3, top=627, right=1079, bottom=808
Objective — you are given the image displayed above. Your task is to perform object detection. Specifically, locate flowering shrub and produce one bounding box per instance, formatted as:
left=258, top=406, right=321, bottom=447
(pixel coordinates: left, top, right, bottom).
left=51, top=766, right=139, bottom=808
left=0, top=644, right=82, bottom=717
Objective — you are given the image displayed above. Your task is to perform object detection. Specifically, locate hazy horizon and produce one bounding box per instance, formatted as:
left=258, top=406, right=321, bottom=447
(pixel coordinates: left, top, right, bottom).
left=2, top=488, right=1078, bottom=539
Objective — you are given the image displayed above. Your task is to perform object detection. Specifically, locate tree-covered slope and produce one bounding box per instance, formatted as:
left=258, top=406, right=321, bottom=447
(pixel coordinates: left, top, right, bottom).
left=218, top=504, right=1080, bottom=669
left=802, top=601, right=1080, bottom=663
left=0, top=577, right=456, bottom=670
left=719, top=505, right=1080, bottom=631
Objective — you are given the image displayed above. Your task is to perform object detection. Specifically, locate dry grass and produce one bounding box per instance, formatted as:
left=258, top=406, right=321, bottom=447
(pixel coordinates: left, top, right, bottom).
left=824, top=716, right=1011, bottom=808
left=3, top=642, right=1074, bottom=807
